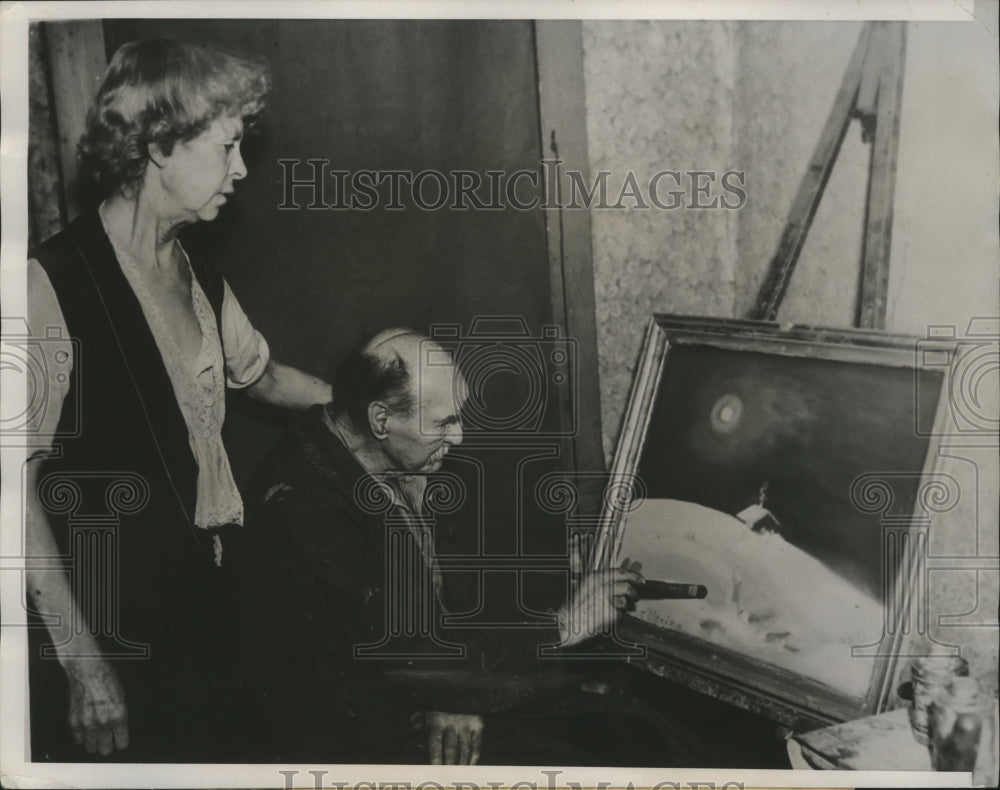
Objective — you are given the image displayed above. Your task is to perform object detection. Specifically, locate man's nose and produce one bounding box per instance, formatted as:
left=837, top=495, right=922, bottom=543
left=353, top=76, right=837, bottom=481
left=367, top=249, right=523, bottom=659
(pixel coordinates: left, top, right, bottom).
left=445, top=420, right=463, bottom=446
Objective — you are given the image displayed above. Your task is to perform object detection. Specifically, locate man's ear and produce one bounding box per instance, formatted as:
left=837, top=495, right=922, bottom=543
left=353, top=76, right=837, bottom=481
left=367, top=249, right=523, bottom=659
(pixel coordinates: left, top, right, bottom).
left=368, top=401, right=390, bottom=440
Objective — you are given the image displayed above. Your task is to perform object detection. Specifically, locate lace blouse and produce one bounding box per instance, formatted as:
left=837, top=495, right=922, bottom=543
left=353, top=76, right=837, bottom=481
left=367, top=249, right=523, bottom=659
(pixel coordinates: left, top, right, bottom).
left=27, top=210, right=270, bottom=540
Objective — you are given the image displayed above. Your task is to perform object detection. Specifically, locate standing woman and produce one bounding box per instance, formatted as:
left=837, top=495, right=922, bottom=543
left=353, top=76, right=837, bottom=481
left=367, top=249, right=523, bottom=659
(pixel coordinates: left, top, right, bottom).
left=25, top=40, right=330, bottom=761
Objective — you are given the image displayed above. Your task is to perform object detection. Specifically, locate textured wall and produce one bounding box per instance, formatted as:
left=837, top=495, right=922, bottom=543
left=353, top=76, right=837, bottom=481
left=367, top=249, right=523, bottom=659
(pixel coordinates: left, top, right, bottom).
left=732, top=22, right=867, bottom=324
left=582, top=21, right=739, bottom=462
left=888, top=21, right=999, bottom=335
left=584, top=21, right=871, bottom=463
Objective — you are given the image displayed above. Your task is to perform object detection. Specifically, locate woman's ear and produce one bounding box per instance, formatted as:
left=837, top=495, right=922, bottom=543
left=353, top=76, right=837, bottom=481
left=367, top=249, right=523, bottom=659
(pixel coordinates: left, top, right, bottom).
left=147, top=142, right=167, bottom=169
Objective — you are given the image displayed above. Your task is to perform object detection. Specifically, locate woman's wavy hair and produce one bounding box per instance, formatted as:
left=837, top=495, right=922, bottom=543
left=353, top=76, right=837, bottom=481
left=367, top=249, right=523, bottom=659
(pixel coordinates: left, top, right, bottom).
left=78, top=39, right=270, bottom=198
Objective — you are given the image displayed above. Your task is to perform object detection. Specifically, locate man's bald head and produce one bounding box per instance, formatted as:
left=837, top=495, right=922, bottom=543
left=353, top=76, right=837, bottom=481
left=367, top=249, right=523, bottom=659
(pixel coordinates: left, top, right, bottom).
left=363, top=328, right=426, bottom=370
left=329, top=328, right=459, bottom=435
left=328, top=328, right=466, bottom=473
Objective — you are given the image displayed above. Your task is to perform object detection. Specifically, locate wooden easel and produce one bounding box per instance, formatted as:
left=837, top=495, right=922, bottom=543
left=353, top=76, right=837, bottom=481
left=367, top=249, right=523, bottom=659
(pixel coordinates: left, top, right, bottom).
left=749, top=22, right=907, bottom=330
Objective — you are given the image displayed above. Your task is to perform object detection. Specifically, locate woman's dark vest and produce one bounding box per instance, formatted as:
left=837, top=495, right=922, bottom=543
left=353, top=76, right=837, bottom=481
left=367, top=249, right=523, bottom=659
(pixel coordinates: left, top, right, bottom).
left=30, top=209, right=227, bottom=650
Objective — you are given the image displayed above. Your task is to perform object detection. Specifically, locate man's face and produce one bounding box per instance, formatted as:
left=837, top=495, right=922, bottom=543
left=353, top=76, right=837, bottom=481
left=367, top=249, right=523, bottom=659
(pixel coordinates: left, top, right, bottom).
left=384, top=363, right=466, bottom=474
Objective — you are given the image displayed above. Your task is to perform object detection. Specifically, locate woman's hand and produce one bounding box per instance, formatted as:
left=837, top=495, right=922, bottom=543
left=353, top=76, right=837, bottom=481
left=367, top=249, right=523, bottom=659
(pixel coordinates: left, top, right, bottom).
left=64, top=657, right=129, bottom=755
left=247, top=359, right=331, bottom=409
left=417, top=711, right=484, bottom=764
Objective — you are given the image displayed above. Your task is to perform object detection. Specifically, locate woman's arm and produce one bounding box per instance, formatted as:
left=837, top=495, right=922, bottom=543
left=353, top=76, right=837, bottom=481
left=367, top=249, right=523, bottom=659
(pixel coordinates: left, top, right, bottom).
left=218, top=281, right=330, bottom=409
left=25, top=460, right=129, bottom=755
left=246, top=358, right=331, bottom=409
left=24, top=260, right=128, bottom=754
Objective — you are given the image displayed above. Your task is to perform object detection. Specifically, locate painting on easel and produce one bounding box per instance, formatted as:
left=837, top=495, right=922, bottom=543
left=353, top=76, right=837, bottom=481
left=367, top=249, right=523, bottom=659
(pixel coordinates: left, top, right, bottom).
left=594, top=315, right=953, bottom=727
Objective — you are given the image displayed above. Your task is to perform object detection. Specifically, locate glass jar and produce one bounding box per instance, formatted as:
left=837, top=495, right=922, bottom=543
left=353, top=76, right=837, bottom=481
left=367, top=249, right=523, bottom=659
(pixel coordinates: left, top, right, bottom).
left=929, top=676, right=997, bottom=786
left=909, top=655, right=968, bottom=745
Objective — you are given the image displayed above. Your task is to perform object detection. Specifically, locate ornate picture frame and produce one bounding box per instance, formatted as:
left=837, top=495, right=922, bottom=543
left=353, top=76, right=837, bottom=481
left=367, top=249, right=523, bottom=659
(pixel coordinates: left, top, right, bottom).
left=593, top=315, right=955, bottom=730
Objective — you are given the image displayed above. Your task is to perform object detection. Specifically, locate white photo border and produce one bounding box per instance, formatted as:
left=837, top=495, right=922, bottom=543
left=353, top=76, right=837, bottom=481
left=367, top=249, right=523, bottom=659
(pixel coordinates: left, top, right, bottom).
left=0, top=1, right=988, bottom=788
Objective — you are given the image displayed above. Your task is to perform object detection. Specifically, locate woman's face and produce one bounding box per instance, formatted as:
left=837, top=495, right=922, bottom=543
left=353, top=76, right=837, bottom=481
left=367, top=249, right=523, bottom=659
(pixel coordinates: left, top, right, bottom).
left=155, top=115, right=247, bottom=223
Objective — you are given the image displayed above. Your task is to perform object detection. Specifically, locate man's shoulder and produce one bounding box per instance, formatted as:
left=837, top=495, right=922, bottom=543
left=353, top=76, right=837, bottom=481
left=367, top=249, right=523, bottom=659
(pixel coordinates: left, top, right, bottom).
left=240, top=443, right=375, bottom=585
left=247, top=440, right=351, bottom=513
left=244, top=411, right=372, bottom=534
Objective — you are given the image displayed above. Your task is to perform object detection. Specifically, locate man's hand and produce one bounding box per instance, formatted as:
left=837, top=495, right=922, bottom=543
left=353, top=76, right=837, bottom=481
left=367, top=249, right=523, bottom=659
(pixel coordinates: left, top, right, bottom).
left=64, top=658, right=129, bottom=755
left=558, top=558, right=643, bottom=647
left=420, top=711, right=483, bottom=764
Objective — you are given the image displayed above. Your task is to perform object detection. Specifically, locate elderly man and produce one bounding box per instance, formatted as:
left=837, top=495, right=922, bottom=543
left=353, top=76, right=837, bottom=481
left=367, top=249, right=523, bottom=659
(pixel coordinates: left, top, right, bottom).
left=237, top=329, right=642, bottom=764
